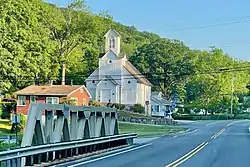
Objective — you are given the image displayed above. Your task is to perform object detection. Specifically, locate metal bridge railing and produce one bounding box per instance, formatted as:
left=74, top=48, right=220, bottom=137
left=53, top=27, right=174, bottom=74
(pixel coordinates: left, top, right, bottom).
left=0, top=133, right=136, bottom=166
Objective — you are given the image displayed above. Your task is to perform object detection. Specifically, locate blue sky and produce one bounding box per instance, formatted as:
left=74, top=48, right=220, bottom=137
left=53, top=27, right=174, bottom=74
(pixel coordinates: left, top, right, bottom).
left=46, top=0, right=250, bottom=61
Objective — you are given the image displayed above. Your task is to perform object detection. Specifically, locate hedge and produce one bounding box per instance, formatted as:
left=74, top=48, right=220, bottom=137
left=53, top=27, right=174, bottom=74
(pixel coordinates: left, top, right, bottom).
left=172, top=114, right=229, bottom=120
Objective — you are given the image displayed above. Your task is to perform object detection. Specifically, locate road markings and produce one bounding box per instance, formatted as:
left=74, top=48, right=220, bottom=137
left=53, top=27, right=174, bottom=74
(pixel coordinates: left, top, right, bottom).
left=211, top=128, right=225, bottom=139
left=68, top=143, right=152, bottom=167
left=226, top=121, right=236, bottom=127
left=165, top=142, right=208, bottom=167
left=173, top=129, right=198, bottom=138
left=206, top=122, right=216, bottom=126
left=227, top=120, right=248, bottom=127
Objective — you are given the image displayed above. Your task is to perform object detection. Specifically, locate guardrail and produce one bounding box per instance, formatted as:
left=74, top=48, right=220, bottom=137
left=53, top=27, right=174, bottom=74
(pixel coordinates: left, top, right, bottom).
left=0, top=133, right=136, bottom=167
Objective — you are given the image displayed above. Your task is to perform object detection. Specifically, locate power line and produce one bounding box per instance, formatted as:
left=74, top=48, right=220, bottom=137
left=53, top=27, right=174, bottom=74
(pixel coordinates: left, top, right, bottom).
left=0, top=65, right=249, bottom=83
left=167, top=16, right=250, bottom=32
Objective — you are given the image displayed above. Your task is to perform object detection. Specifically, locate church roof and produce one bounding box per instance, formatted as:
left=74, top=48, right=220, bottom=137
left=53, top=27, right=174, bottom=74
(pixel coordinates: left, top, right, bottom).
left=124, top=61, right=152, bottom=86
left=96, top=75, right=119, bottom=86
left=99, top=50, right=126, bottom=59
left=104, top=29, right=121, bottom=37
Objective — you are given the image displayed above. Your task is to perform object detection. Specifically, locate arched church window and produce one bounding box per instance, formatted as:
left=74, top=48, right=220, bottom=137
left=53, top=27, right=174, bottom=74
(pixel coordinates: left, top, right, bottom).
left=109, top=38, right=112, bottom=48
left=112, top=38, right=115, bottom=48
left=109, top=37, right=115, bottom=49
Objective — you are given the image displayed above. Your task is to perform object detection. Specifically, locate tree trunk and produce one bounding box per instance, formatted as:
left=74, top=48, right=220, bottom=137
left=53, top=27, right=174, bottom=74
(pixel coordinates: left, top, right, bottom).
left=61, top=63, right=66, bottom=85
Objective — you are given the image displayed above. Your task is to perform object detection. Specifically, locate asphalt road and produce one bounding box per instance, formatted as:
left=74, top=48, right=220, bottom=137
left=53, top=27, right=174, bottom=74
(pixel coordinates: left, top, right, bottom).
left=54, top=120, right=250, bottom=167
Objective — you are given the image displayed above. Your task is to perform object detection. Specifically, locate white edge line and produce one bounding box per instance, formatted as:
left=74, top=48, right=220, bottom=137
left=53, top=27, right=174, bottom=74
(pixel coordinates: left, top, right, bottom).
left=173, top=129, right=198, bottom=138
left=50, top=145, right=134, bottom=167
left=68, top=143, right=152, bottom=167
left=206, top=122, right=214, bottom=126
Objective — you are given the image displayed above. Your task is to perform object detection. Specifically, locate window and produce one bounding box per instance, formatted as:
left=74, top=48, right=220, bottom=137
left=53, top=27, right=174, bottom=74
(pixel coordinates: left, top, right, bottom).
left=109, top=38, right=112, bottom=48
left=128, top=80, right=131, bottom=84
left=92, top=80, right=95, bottom=84
left=30, top=96, right=37, bottom=103
left=112, top=38, right=115, bottom=48
left=109, top=37, right=115, bottom=49
left=17, top=96, right=26, bottom=106
left=71, top=97, right=78, bottom=105
left=46, top=97, right=59, bottom=104
left=154, top=105, right=160, bottom=112
left=80, top=88, right=83, bottom=93
left=82, top=98, right=86, bottom=106
left=109, top=60, right=112, bottom=64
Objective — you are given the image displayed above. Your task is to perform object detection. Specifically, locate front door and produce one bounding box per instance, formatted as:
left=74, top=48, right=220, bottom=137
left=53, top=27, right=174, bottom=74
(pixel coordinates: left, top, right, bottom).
left=100, top=89, right=112, bottom=103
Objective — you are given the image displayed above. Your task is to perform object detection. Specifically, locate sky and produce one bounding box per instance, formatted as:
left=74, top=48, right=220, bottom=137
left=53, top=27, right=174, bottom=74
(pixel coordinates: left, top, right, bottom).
left=46, top=0, right=250, bottom=61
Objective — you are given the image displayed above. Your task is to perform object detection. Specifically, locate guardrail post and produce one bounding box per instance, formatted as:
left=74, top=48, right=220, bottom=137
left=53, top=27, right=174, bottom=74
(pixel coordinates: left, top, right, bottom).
left=16, top=158, right=21, bottom=167
left=126, top=138, right=133, bottom=145
left=6, top=160, right=11, bottom=167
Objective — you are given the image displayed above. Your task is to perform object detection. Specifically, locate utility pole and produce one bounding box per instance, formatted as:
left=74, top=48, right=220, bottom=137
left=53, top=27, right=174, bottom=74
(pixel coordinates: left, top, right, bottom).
left=219, top=68, right=235, bottom=118
left=230, top=72, right=234, bottom=117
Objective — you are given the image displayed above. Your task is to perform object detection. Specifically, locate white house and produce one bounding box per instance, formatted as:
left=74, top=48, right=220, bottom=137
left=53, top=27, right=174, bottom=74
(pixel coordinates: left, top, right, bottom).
left=151, top=92, right=172, bottom=118
left=86, top=29, right=152, bottom=114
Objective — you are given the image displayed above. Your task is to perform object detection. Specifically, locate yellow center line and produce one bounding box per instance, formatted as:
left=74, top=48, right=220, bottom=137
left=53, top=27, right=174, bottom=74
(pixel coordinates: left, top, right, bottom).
left=212, top=129, right=225, bottom=139
left=165, top=142, right=207, bottom=167
left=210, top=128, right=225, bottom=139
left=172, top=142, right=208, bottom=167
left=166, top=128, right=227, bottom=167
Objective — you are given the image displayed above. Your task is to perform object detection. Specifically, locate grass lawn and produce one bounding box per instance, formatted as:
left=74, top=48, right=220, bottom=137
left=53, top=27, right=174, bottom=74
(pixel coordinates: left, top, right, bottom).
left=0, top=119, right=12, bottom=136
left=119, top=122, right=187, bottom=137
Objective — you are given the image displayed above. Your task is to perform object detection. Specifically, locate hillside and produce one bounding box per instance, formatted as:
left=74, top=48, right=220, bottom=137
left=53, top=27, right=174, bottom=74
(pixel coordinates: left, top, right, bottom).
left=0, top=0, right=249, bottom=113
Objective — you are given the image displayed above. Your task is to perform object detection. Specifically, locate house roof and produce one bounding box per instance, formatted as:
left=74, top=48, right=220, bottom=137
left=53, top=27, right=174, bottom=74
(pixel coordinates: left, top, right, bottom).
left=96, top=75, right=119, bottom=86
left=152, top=92, right=162, bottom=97
left=15, top=85, right=91, bottom=97
left=124, top=61, right=152, bottom=86
left=151, top=96, right=171, bottom=105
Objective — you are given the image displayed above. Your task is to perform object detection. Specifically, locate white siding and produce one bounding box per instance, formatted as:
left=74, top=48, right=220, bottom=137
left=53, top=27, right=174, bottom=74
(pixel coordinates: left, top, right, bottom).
left=99, top=51, right=123, bottom=85
left=96, top=79, right=117, bottom=103
left=122, top=68, right=137, bottom=105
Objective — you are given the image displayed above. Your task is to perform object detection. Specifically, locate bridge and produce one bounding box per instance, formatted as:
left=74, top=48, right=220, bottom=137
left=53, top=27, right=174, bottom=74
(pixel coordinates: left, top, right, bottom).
left=0, top=103, right=136, bottom=167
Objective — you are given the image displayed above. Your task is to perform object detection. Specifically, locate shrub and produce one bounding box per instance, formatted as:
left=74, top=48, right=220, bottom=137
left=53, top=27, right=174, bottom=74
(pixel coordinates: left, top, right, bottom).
left=111, top=103, right=125, bottom=110
left=89, top=100, right=103, bottom=107
left=0, top=140, right=16, bottom=151
left=1, top=102, right=16, bottom=119
left=133, top=104, right=144, bottom=114
left=172, top=114, right=229, bottom=120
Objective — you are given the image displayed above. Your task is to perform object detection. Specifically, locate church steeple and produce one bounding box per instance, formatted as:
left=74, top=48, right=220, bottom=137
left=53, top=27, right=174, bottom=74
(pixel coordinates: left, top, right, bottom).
left=104, top=29, right=121, bottom=55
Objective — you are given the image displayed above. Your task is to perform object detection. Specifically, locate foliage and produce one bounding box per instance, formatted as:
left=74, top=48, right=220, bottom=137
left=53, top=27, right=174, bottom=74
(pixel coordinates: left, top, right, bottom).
left=89, top=100, right=103, bottom=107
left=0, top=0, right=59, bottom=93
left=10, top=113, right=26, bottom=133
left=0, top=140, right=16, bottom=151
left=0, top=0, right=249, bottom=115
left=111, top=103, right=125, bottom=110
left=0, top=102, right=16, bottom=119
left=61, top=97, right=76, bottom=105
left=172, top=114, right=229, bottom=120
left=133, top=104, right=144, bottom=114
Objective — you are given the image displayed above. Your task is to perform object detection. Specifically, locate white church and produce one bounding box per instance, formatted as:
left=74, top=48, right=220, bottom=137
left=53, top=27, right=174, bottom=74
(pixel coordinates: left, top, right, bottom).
left=86, top=29, right=152, bottom=112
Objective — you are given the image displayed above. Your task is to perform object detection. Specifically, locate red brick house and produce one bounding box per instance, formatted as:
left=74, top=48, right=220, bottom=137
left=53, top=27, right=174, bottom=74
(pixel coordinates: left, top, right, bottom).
left=14, top=85, right=91, bottom=115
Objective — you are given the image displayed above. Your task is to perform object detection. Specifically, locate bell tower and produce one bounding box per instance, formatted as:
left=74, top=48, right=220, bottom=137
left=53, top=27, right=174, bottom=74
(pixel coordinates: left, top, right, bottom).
left=104, top=29, right=121, bottom=55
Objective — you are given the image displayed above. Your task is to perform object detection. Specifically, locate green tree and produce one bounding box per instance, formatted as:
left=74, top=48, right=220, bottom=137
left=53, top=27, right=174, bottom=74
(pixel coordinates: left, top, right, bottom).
left=0, top=0, right=58, bottom=94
